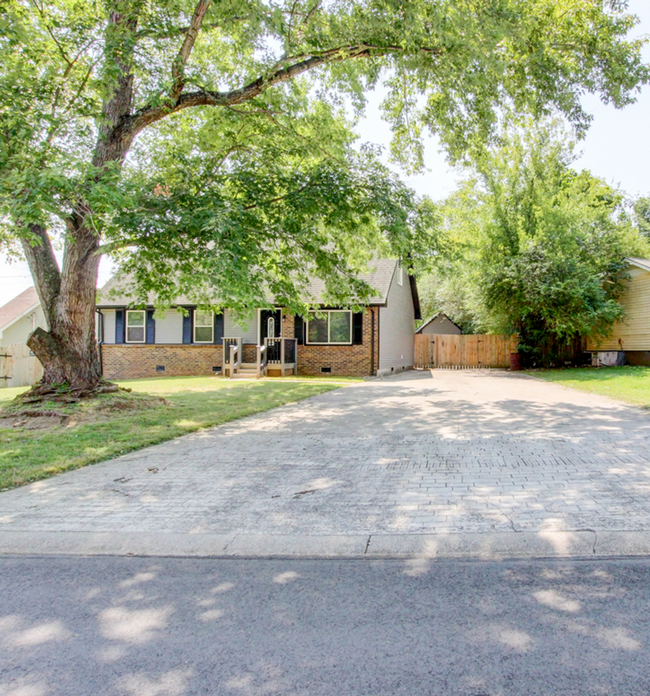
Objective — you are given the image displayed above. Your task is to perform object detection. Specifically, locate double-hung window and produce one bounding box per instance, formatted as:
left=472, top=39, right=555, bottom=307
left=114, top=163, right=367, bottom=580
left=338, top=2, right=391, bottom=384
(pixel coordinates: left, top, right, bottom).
left=307, top=310, right=352, bottom=345
left=126, top=310, right=146, bottom=343
left=194, top=310, right=214, bottom=343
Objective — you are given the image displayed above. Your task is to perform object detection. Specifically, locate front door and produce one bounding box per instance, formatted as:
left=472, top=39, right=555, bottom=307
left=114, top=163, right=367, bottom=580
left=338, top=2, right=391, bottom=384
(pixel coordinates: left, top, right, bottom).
left=259, top=309, right=281, bottom=343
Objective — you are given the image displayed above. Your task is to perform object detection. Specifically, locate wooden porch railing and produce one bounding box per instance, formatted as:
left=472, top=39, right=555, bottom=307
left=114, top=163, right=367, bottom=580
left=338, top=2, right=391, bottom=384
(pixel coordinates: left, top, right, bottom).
left=256, top=343, right=268, bottom=378
left=222, top=337, right=242, bottom=377
left=265, top=337, right=297, bottom=376
left=222, top=336, right=297, bottom=378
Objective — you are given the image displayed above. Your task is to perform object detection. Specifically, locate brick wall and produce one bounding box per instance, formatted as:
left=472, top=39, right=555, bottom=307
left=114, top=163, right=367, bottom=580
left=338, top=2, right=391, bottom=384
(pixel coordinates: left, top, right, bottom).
left=283, top=308, right=379, bottom=377
left=101, top=308, right=380, bottom=379
left=102, top=344, right=223, bottom=380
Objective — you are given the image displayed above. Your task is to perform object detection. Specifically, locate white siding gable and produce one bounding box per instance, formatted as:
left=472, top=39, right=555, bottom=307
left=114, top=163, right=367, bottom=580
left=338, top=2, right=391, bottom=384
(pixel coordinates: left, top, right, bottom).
left=379, top=264, right=415, bottom=372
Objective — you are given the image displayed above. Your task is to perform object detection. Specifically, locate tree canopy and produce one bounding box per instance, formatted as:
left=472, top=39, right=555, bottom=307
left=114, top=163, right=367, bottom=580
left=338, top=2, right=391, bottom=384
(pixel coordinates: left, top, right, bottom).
left=419, top=121, right=650, bottom=364
left=0, top=0, right=648, bottom=389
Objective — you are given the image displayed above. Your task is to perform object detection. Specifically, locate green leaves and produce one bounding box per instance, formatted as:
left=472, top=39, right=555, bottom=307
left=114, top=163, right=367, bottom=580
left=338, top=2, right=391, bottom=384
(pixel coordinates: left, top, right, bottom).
left=421, top=120, right=650, bottom=363
left=110, top=140, right=434, bottom=314
left=0, top=0, right=647, bottom=320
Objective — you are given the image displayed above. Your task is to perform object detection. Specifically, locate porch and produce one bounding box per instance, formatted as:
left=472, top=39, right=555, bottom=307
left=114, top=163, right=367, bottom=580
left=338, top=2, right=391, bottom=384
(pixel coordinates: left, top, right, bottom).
left=223, top=337, right=297, bottom=379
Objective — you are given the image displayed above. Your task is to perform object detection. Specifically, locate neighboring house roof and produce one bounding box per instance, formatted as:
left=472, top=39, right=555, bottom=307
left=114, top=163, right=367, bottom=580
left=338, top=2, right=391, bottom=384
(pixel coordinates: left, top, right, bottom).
left=98, top=258, right=421, bottom=317
left=626, top=257, right=650, bottom=273
left=415, top=312, right=461, bottom=334
left=0, top=286, right=40, bottom=337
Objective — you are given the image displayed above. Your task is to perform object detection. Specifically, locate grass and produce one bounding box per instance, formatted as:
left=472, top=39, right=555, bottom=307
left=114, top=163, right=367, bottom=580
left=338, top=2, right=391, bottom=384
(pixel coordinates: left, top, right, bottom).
left=528, top=366, right=650, bottom=408
left=0, top=376, right=342, bottom=491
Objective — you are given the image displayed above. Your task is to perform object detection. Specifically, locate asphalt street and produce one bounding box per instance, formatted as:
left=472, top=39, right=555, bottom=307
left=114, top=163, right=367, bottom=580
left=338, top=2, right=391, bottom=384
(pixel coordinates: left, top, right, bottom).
left=1, top=556, right=650, bottom=695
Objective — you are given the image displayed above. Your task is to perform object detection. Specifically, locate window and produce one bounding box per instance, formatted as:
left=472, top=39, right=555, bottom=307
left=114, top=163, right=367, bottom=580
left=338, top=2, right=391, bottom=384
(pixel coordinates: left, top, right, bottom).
left=126, top=310, right=145, bottom=343
left=194, top=310, right=214, bottom=343
left=307, top=310, right=352, bottom=344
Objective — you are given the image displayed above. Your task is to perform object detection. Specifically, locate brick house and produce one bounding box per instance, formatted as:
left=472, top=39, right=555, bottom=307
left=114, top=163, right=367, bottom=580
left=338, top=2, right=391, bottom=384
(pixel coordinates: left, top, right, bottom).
left=96, top=258, right=421, bottom=379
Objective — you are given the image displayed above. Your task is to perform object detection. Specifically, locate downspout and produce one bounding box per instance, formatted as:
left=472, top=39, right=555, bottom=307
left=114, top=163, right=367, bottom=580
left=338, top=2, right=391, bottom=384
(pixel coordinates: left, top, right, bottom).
left=370, top=307, right=375, bottom=376
left=96, top=309, right=104, bottom=377
left=376, top=306, right=380, bottom=374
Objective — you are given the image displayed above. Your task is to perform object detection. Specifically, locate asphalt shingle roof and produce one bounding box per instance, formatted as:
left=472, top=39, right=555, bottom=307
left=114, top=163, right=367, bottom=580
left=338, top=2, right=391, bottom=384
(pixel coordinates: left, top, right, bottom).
left=97, top=258, right=399, bottom=308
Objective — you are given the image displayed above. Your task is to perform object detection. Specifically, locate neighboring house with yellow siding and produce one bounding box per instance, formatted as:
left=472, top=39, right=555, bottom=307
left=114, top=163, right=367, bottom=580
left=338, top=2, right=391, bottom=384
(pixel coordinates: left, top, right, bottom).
left=586, top=257, right=650, bottom=366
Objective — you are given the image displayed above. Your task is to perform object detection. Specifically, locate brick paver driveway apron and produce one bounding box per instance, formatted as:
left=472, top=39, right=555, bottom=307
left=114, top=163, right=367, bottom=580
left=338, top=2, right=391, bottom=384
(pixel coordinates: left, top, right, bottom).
left=2, top=371, right=650, bottom=554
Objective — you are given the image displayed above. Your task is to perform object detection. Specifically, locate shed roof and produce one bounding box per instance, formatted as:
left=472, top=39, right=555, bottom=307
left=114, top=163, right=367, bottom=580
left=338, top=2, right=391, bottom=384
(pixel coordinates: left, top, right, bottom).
left=0, top=286, right=40, bottom=335
left=415, top=312, right=461, bottom=334
left=98, top=258, right=409, bottom=309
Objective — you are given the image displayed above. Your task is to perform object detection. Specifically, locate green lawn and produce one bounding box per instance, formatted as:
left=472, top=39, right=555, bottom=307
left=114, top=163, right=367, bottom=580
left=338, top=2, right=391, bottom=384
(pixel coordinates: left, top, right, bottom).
left=528, top=366, right=650, bottom=408
left=0, top=376, right=342, bottom=491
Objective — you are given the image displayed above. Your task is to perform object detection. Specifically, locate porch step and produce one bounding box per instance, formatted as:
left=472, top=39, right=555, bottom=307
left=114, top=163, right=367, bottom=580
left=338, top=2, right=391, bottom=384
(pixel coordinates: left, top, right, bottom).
left=231, top=365, right=259, bottom=379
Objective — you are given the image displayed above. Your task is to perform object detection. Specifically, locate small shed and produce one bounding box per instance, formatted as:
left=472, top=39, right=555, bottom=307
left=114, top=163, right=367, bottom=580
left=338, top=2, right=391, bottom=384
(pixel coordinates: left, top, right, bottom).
left=586, top=257, right=650, bottom=366
left=415, top=312, right=461, bottom=336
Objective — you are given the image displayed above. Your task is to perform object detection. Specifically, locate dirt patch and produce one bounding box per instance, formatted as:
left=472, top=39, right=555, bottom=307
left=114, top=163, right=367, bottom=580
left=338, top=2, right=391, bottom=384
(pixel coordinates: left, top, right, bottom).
left=0, top=413, right=70, bottom=430
left=0, top=392, right=169, bottom=432
left=95, top=394, right=170, bottom=413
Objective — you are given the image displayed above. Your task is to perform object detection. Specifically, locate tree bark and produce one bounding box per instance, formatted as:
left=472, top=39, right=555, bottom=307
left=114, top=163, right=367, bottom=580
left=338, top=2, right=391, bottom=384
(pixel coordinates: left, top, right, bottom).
left=22, top=221, right=103, bottom=391
left=20, top=4, right=141, bottom=395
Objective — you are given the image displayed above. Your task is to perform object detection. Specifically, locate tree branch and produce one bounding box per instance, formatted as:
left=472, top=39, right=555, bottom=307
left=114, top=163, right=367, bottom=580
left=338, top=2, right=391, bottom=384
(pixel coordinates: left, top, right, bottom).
left=243, top=180, right=314, bottom=210
left=20, top=224, right=61, bottom=328
left=171, top=0, right=212, bottom=101
left=127, top=43, right=389, bottom=137
left=136, top=19, right=244, bottom=39
left=91, top=7, right=140, bottom=169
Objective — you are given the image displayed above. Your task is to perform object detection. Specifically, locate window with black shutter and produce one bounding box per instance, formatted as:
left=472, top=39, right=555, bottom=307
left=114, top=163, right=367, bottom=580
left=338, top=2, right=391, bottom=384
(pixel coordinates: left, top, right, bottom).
left=352, top=312, right=363, bottom=345
left=294, top=316, right=304, bottom=345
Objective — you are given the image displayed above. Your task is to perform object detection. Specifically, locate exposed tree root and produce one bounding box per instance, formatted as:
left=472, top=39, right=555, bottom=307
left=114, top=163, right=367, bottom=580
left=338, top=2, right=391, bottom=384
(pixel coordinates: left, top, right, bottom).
left=17, top=380, right=128, bottom=404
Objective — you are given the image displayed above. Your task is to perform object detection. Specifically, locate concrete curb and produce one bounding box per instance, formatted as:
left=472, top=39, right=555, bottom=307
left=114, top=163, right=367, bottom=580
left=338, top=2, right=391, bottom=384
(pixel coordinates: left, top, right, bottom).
left=2, top=530, right=650, bottom=560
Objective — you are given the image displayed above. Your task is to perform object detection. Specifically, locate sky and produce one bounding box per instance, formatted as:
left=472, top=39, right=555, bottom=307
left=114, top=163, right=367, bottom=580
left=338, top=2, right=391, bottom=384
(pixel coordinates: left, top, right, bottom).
left=1, top=0, right=649, bottom=306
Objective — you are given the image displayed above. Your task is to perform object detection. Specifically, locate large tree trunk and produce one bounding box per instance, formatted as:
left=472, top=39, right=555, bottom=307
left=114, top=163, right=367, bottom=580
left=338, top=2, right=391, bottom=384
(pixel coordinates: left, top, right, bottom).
left=22, top=221, right=104, bottom=392
left=18, top=7, right=141, bottom=397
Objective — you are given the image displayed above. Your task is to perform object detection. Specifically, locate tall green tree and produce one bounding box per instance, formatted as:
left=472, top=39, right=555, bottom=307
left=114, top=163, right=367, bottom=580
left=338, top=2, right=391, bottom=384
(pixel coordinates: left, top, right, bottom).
left=425, top=123, right=650, bottom=364
left=633, top=196, right=650, bottom=238
left=0, top=0, right=647, bottom=391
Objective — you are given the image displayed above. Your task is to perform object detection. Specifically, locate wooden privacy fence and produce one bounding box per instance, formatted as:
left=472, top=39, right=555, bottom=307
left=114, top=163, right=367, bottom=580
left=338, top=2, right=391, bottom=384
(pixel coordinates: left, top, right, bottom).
left=0, top=343, right=44, bottom=388
left=415, top=334, right=518, bottom=369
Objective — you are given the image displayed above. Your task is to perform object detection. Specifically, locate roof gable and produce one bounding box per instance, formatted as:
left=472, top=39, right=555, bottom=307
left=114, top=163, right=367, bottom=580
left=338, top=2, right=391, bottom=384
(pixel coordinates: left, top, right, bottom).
left=626, top=257, right=650, bottom=274
left=0, top=286, right=40, bottom=334
left=415, top=312, right=461, bottom=334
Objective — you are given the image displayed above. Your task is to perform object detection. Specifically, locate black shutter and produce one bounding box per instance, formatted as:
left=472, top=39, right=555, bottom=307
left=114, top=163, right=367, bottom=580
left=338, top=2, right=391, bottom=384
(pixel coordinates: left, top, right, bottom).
left=146, top=310, right=155, bottom=344
left=352, top=312, right=363, bottom=345
left=213, top=312, right=224, bottom=344
left=294, top=316, right=304, bottom=345
left=182, top=308, right=193, bottom=344
left=115, top=309, right=125, bottom=344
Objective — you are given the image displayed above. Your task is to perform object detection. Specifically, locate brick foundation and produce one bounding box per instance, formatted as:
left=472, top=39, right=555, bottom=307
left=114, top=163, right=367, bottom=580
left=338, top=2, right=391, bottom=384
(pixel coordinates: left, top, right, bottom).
left=101, top=344, right=223, bottom=380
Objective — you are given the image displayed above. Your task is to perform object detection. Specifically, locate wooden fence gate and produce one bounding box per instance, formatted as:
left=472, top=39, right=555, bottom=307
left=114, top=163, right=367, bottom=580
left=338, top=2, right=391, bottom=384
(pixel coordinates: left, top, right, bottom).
left=414, top=334, right=518, bottom=369
left=0, top=343, right=44, bottom=388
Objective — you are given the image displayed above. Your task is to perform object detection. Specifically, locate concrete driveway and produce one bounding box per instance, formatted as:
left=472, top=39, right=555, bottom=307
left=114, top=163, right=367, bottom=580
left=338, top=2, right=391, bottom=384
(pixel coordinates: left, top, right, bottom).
left=2, top=370, right=650, bottom=558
